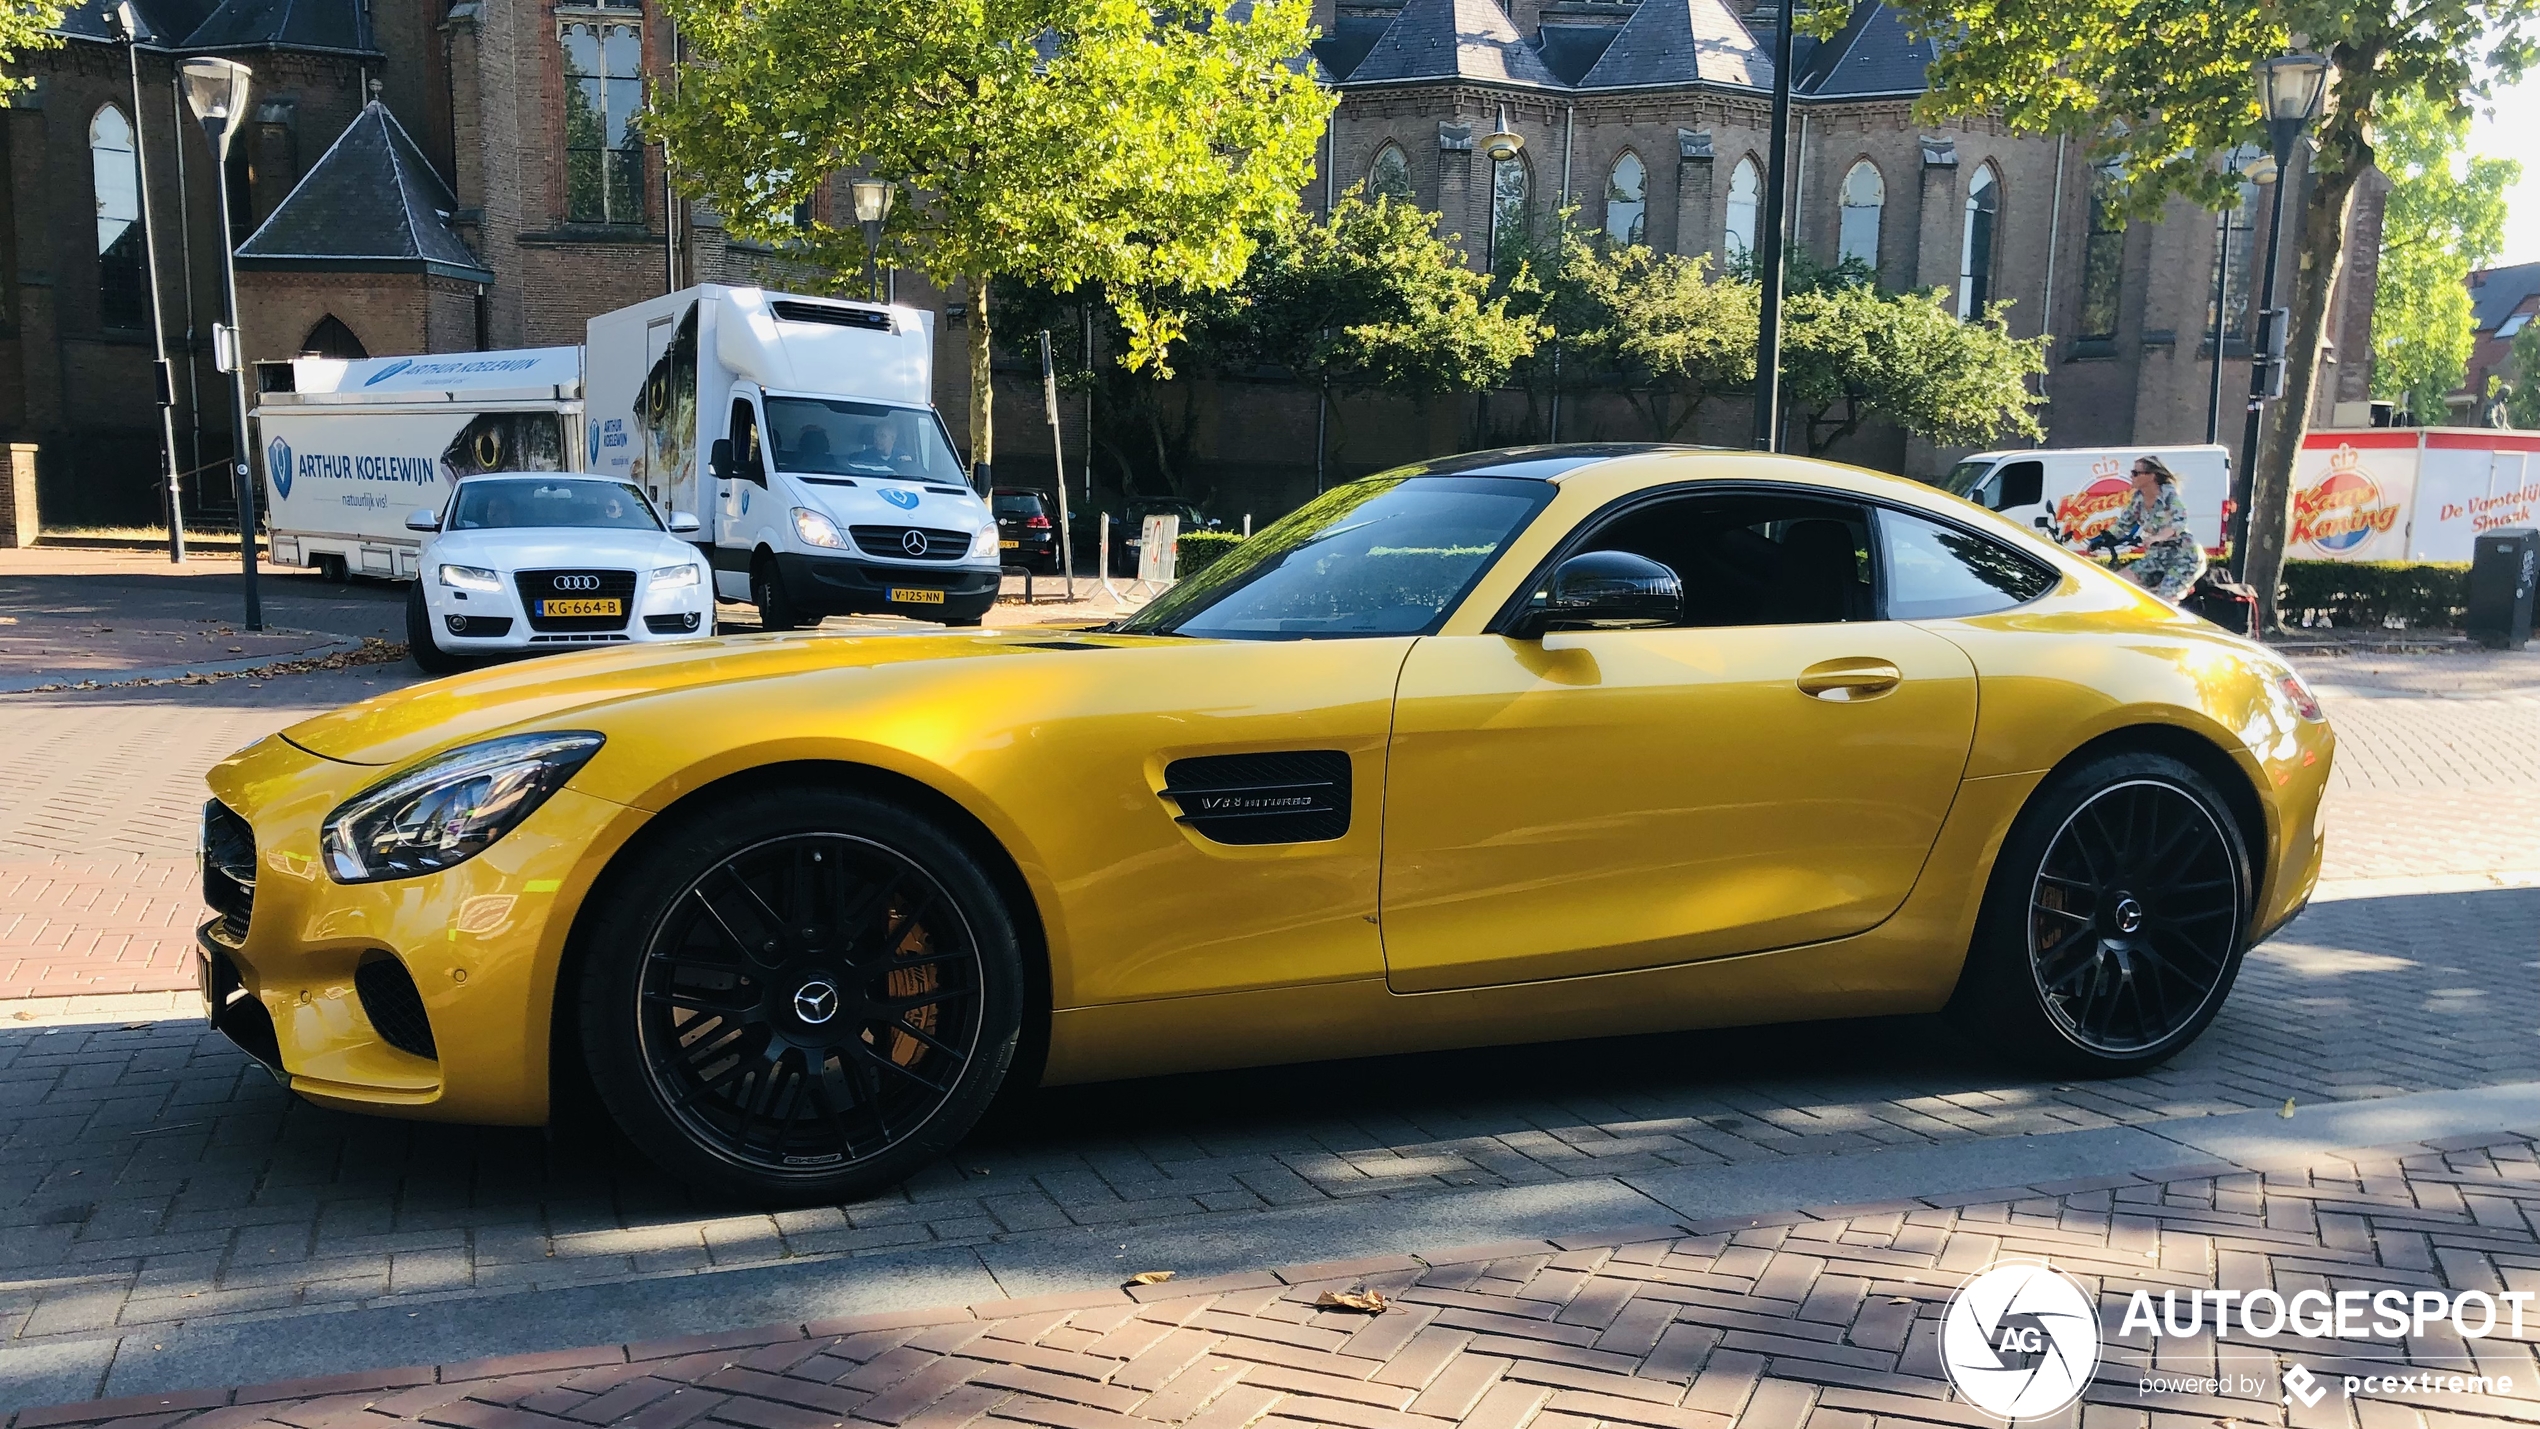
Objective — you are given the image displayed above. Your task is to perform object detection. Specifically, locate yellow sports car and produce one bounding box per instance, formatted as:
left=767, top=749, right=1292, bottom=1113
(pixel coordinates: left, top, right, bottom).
left=199, top=446, right=2332, bottom=1200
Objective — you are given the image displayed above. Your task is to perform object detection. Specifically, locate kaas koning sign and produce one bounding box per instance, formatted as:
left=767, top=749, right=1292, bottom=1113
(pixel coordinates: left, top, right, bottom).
left=2290, top=429, right=2540, bottom=562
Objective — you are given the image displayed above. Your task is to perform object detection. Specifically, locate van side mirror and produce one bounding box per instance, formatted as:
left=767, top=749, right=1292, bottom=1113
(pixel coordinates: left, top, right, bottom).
left=708, top=438, right=732, bottom=483
left=666, top=510, right=701, bottom=534
left=405, top=508, right=441, bottom=532
left=1510, top=551, right=1682, bottom=639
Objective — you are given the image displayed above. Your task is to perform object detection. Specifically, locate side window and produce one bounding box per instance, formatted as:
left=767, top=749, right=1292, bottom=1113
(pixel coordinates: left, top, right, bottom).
left=1995, top=460, right=2044, bottom=510
left=1575, top=492, right=1874, bottom=627
left=1878, top=508, right=2054, bottom=619
left=729, top=398, right=764, bottom=481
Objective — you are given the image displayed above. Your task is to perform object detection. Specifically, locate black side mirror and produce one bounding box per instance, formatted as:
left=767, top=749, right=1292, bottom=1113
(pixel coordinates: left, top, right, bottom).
left=1513, top=551, right=1683, bottom=638
left=708, top=438, right=732, bottom=483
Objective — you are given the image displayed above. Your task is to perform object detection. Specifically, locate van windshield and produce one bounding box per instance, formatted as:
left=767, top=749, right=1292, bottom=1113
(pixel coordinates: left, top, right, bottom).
left=448, top=478, right=663, bottom=531
left=766, top=397, right=963, bottom=482
left=1941, top=460, right=1994, bottom=499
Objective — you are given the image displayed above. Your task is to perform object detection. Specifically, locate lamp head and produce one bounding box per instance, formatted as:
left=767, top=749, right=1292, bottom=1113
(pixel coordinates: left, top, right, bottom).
left=2241, top=152, right=2280, bottom=186
left=107, top=1, right=147, bottom=43
left=1482, top=105, right=1524, bottom=164
left=182, top=56, right=254, bottom=151
left=2256, top=52, right=2331, bottom=126
left=851, top=179, right=894, bottom=225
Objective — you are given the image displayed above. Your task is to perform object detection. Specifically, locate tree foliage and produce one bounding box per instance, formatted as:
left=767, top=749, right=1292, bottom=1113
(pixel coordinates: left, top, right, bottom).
left=0, top=0, right=66, bottom=92
left=1525, top=225, right=1757, bottom=441
left=1858, top=0, right=2539, bottom=624
left=2506, top=324, right=2540, bottom=430
left=2369, top=92, right=2519, bottom=423
left=643, top=0, right=1333, bottom=468
left=1780, top=282, right=2047, bottom=458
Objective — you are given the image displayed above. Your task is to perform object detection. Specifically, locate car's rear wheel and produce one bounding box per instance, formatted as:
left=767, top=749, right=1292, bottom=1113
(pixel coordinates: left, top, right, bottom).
left=1951, top=751, right=2250, bottom=1075
left=404, top=583, right=465, bottom=675
left=753, top=556, right=805, bottom=632
left=578, top=787, right=1022, bottom=1202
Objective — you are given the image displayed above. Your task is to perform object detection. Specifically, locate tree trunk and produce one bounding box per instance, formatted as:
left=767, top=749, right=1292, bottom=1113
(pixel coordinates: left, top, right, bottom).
left=965, top=274, right=993, bottom=480
left=2244, top=161, right=2361, bottom=631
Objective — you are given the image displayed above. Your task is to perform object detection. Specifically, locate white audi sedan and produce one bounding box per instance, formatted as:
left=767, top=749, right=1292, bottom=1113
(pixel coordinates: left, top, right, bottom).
left=404, top=472, right=715, bottom=674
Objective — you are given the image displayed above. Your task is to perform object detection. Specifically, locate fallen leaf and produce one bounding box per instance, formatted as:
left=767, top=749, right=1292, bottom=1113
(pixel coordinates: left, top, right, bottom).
left=1315, top=1288, right=1389, bottom=1314
left=1126, top=1270, right=1175, bottom=1287
left=2279, top=1098, right=2297, bottom=1119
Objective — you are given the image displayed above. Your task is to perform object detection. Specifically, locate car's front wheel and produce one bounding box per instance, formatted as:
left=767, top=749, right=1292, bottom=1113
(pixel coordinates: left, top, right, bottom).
left=404, top=583, right=465, bottom=675
left=752, top=556, right=804, bottom=632
left=578, top=786, right=1023, bottom=1202
left=1951, top=750, right=2251, bottom=1076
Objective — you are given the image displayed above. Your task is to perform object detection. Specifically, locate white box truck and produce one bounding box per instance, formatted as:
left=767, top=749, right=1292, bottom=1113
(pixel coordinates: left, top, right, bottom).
left=584, top=285, right=999, bottom=628
left=1939, top=444, right=2232, bottom=556
left=253, top=348, right=585, bottom=580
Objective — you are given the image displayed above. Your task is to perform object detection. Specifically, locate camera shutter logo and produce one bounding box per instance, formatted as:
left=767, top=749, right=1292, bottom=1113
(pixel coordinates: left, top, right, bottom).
left=1939, top=1262, right=2102, bottom=1419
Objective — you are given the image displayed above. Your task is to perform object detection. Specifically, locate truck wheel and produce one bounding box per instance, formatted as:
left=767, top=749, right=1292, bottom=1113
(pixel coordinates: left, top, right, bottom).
left=1948, top=751, right=2251, bottom=1076
left=315, top=553, right=349, bottom=583
left=404, top=583, right=465, bottom=675
left=753, top=558, right=804, bottom=632
left=576, top=786, right=1024, bottom=1203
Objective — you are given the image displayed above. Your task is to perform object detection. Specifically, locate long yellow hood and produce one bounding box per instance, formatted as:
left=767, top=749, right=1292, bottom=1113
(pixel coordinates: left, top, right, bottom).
left=282, top=628, right=1138, bottom=766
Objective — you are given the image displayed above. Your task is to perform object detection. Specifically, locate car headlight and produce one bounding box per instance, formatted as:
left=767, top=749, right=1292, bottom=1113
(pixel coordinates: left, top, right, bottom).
left=651, top=562, right=701, bottom=591
left=968, top=526, right=999, bottom=559
left=321, top=732, right=603, bottom=884
left=438, top=564, right=501, bottom=592
left=793, top=507, right=846, bottom=549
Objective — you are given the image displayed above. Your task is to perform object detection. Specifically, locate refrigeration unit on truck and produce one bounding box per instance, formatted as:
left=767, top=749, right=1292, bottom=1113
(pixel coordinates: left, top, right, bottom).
left=252, top=348, right=585, bottom=581
left=1939, top=444, right=2232, bottom=556
left=584, top=285, right=999, bottom=629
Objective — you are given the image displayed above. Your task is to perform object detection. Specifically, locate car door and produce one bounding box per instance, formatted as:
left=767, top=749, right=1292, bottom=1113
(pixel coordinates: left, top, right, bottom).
left=713, top=394, right=765, bottom=600
left=1378, top=487, right=1980, bottom=993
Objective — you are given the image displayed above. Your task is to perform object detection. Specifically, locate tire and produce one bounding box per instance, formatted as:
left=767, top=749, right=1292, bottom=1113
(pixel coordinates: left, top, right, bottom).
left=940, top=616, right=985, bottom=628
left=404, top=583, right=466, bottom=675
left=315, top=553, right=349, bottom=583
left=1948, top=750, right=2252, bottom=1076
left=753, top=556, right=805, bottom=632
left=577, top=786, right=1024, bottom=1203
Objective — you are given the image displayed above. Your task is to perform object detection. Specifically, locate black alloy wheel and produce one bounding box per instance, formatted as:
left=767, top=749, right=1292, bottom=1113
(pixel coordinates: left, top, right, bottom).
left=404, top=582, right=465, bottom=675
left=1952, top=751, right=2250, bottom=1074
left=580, top=788, right=1021, bottom=1201
left=753, top=557, right=804, bottom=632
left=2027, top=779, right=2243, bottom=1054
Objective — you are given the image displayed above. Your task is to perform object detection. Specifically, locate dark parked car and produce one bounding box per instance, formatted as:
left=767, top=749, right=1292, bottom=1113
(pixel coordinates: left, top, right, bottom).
left=990, top=487, right=1059, bottom=572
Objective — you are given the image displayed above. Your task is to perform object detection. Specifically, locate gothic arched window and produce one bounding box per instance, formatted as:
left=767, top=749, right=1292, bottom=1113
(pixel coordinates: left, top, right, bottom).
left=1957, top=163, right=2000, bottom=318
left=300, top=315, right=368, bottom=360
left=1605, top=151, right=1646, bottom=246
left=1724, top=157, right=1760, bottom=261
left=91, top=105, right=144, bottom=330
left=1489, top=153, right=1530, bottom=269
left=1370, top=143, right=1414, bottom=203
left=1838, top=159, right=1884, bottom=270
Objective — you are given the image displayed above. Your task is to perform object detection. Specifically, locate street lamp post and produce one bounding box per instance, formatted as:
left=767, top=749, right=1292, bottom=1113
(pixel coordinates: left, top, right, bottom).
left=1750, top=0, right=1798, bottom=451
left=181, top=55, right=262, bottom=630
left=852, top=179, right=894, bottom=303
left=108, top=2, right=187, bottom=564
left=2228, top=52, right=2330, bottom=580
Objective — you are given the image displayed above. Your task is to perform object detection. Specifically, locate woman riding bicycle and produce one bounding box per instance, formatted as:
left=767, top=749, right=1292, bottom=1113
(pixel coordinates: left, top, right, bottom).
left=2092, top=454, right=2206, bottom=602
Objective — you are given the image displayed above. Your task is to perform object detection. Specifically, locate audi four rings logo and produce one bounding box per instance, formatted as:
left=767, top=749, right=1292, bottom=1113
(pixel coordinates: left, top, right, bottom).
left=901, top=529, right=929, bottom=555
left=1939, top=1262, right=2102, bottom=1419
left=551, top=574, right=602, bottom=591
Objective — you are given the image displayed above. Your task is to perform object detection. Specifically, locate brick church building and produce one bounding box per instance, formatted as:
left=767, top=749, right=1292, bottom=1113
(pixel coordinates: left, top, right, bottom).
left=2, top=0, right=2384, bottom=526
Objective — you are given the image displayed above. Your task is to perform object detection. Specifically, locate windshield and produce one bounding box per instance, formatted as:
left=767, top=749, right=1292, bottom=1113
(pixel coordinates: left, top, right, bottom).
left=1941, top=459, right=1995, bottom=499
left=766, top=397, right=963, bottom=481
left=448, top=478, right=662, bottom=531
left=1119, top=475, right=1553, bottom=640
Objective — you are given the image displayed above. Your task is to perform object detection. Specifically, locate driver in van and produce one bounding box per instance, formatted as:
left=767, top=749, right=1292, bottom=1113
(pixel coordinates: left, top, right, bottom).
left=2091, top=455, right=2206, bottom=602
left=848, top=421, right=909, bottom=472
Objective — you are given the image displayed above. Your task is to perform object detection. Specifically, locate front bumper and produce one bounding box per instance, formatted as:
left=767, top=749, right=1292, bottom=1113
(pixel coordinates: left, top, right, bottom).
left=199, top=733, right=650, bottom=1124
left=424, top=569, right=713, bottom=652
left=775, top=550, right=999, bottom=619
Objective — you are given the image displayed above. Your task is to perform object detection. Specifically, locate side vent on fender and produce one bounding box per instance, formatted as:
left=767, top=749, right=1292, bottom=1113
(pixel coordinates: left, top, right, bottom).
left=1160, top=751, right=1352, bottom=845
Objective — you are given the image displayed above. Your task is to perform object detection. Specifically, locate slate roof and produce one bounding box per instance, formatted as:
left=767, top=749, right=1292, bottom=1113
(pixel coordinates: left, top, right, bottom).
left=181, top=0, right=371, bottom=51
left=1346, top=0, right=1566, bottom=87
left=1793, top=0, right=1930, bottom=96
left=236, top=102, right=491, bottom=281
left=50, top=0, right=216, bottom=44
left=1534, top=23, right=1622, bottom=84
left=1312, top=15, right=1396, bottom=81
left=2470, top=262, right=2540, bottom=332
left=1574, top=0, right=1771, bottom=90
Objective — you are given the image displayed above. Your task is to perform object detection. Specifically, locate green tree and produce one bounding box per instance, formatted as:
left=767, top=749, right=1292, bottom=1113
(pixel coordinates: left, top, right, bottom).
left=643, top=0, right=1332, bottom=472
left=1531, top=227, right=1758, bottom=441
left=1779, top=282, right=2047, bottom=457
left=2370, top=93, right=2519, bottom=423
left=2506, top=324, right=2540, bottom=429
left=1862, top=0, right=2538, bottom=626
left=0, top=0, right=66, bottom=92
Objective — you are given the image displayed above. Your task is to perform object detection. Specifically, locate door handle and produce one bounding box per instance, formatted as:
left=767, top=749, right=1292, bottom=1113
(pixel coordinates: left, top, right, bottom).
left=1797, top=658, right=1903, bottom=701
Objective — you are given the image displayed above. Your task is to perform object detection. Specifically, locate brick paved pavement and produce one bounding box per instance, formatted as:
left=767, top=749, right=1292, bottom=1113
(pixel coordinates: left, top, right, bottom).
left=19, top=1133, right=2540, bottom=1429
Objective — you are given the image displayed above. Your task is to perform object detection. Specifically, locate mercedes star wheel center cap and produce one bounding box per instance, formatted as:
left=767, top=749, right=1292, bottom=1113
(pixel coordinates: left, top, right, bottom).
left=2112, top=896, right=2145, bottom=934
left=792, top=979, right=840, bottom=1025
